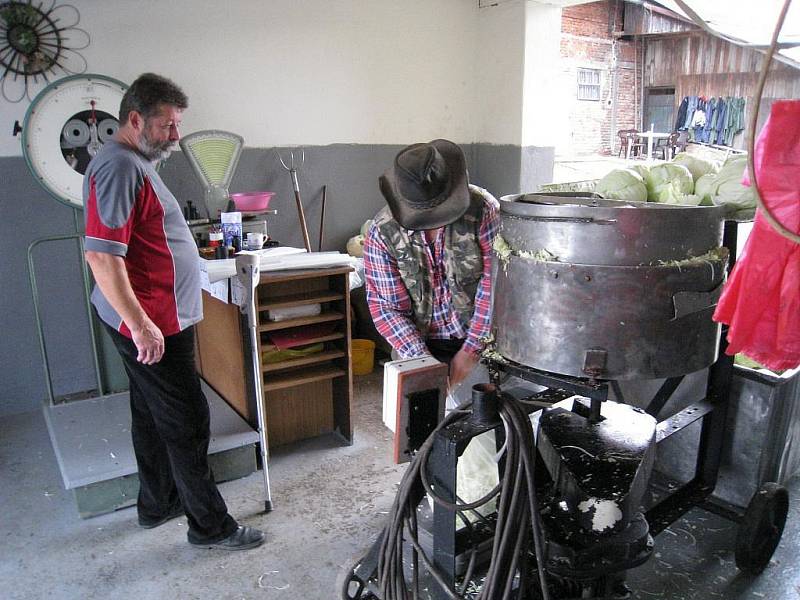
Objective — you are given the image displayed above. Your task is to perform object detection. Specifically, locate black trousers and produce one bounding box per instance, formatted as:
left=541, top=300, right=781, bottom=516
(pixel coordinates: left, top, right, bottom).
left=427, top=338, right=465, bottom=364
left=104, top=322, right=238, bottom=543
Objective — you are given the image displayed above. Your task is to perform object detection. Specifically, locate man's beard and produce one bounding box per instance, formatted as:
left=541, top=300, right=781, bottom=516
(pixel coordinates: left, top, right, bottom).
left=138, top=131, right=175, bottom=162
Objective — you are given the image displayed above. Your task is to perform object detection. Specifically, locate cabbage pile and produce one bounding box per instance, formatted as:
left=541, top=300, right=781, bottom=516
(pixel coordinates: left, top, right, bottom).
left=696, top=155, right=757, bottom=212
left=595, top=152, right=755, bottom=214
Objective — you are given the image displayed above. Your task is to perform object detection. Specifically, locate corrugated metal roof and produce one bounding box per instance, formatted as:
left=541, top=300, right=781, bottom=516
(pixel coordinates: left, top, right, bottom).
left=655, top=0, right=800, bottom=62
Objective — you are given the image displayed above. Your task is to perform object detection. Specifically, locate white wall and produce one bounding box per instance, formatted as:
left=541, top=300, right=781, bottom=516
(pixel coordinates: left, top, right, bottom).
left=1, top=0, right=481, bottom=156
left=521, top=2, right=564, bottom=148
left=474, top=1, right=526, bottom=145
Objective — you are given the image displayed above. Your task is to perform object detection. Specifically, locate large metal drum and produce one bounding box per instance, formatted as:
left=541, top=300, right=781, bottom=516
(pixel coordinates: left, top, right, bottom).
left=493, top=194, right=729, bottom=380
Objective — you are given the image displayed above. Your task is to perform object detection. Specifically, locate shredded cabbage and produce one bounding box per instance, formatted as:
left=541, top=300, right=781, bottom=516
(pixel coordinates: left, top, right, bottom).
left=666, top=194, right=703, bottom=206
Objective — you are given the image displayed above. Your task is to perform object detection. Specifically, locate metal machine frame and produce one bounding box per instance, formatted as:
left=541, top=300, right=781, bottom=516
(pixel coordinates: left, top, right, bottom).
left=484, top=220, right=788, bottom=580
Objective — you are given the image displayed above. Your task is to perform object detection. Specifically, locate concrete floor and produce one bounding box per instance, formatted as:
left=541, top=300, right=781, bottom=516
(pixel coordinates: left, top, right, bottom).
left=2, top=371, right=799, bottom=600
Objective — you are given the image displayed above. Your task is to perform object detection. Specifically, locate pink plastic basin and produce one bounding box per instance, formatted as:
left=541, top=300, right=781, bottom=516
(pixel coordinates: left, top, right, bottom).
left=230, top=191, right=275, bottom=212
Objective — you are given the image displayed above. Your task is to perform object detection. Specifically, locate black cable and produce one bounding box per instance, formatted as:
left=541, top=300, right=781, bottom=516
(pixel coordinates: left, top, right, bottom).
left=365, top=393, right=551, bottom=600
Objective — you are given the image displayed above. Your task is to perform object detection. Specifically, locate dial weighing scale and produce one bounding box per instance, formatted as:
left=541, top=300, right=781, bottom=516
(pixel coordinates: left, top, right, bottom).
left=20, top=74, right=262, bottom=517
left=21, top=73, right=128, bottom=210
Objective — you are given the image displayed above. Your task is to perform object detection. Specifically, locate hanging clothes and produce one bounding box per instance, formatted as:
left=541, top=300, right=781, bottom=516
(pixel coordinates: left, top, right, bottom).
left=675, top=96, right=689, bottom=131
left=713, top=100, right=800, bottom=371
left=708, top=96, right=726, bottom=144
left=699, top=97, right=717, bottom=143
left=689, top=97, right=707, bottom=141
left=725, top=97, right=747, bottom=146
left=715, top=98, right=728, bottom=145
left=682, top=95, right=699, bottom=130
left=675, top=94, right=745, bottom=146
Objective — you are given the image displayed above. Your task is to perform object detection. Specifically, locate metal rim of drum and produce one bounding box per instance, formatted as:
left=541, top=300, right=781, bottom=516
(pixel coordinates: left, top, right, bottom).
left=498, top=196, right=729, bottom=267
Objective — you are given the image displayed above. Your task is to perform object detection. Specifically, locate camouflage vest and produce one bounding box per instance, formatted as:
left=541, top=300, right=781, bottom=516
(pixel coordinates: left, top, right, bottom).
left=373, top=185, right=495, bottom=337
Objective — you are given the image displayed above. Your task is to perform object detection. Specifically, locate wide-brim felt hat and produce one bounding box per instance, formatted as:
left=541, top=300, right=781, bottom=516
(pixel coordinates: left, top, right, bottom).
left=379, top=139, right=469, bottom=230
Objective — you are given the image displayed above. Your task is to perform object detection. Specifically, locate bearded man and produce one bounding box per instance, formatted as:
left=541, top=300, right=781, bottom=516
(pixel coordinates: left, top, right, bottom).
left=83, top=73, right=264, bottom=551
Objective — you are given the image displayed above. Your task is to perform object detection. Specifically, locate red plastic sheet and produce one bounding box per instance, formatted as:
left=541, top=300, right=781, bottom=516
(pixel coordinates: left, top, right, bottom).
left=713, top=100, right=800, bottom=371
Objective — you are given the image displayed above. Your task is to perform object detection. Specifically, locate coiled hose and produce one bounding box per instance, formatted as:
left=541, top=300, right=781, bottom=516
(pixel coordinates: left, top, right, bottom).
left=372, top=391, right=551, bottom=600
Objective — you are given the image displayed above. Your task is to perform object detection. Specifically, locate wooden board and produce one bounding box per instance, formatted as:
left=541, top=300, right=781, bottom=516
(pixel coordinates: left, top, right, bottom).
left=258, top=310, right=344, bottom=332
left=262, top=350, right=346, bottom=373
left=196, top=293, right=250, bottom=421
left=264, top=379, right=334, bottom=447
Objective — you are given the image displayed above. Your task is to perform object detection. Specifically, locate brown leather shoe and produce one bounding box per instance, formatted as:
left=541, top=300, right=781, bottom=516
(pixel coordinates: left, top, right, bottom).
left=189, top=526, right=265, bottom=551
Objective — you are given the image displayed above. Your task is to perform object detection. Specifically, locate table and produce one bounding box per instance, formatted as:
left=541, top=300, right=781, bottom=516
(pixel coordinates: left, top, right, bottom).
left=636, top=131, right=671, bottom=161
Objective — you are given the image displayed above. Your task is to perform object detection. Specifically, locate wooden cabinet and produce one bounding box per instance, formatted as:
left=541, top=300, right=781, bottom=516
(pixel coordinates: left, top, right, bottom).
left=196, top=266, right=353, bottom=448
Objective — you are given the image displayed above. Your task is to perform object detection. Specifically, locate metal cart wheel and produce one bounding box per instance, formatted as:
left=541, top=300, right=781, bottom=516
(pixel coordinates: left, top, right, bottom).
left=337, top=555, right=378, bottom=600
left=734, top=482, right=789, bottom=574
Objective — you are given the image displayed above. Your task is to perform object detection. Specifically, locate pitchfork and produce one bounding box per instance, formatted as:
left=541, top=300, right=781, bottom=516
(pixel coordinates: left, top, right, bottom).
left=276, top=149, right=312, bottom=252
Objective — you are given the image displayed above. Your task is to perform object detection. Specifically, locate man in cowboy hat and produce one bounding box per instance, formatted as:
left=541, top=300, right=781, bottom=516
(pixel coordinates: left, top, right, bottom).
left=363, top=139, right=500, bottom=388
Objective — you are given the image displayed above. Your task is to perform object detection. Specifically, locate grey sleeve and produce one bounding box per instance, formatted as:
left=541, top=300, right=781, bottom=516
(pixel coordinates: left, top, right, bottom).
left=84, top=153, right=144, bottom=256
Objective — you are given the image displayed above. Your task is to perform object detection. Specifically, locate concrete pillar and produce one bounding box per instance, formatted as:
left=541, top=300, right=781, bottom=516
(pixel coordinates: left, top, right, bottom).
left=472, top=0, right=560, bottom=197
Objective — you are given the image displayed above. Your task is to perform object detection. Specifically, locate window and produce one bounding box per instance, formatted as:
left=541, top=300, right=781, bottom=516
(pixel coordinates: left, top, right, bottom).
left=577, top=68, right=601, bottom=101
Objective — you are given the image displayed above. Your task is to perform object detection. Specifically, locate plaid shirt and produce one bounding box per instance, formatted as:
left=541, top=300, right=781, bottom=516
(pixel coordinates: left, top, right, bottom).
left=363, top=199, right=499, bottom=359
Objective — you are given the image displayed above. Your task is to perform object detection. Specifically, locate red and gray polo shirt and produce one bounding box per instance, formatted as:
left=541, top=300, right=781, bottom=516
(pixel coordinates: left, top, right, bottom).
left=83, top=140, right=202, bottom=338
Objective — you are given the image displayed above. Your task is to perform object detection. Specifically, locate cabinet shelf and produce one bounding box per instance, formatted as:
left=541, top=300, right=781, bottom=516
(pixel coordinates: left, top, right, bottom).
left=259, top=290, right=345, bottom=311
left=262, top=332, right=344, bottom=348
left=261, top=364, right=347, bottom=392
left=262, top=349, right=346, bottom=373
left=258, top=310, right=344, bottom=332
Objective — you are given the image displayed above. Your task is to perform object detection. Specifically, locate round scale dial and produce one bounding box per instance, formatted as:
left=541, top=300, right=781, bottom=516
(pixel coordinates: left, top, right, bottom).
left=22, top=74, right=128, bottom=209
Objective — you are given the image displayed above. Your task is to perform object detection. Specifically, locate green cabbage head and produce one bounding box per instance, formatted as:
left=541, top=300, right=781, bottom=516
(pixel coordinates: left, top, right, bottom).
left=701, top=155, right=757, bottom=211
left=694, top=174, right=717, bottom=205
left=647, top=163, right=694, bottom=203
left=671, top=153, right=720, bottom=182
left=595, top=169, right=648, bottom=202
left=627, top=164, right=651, bottom=182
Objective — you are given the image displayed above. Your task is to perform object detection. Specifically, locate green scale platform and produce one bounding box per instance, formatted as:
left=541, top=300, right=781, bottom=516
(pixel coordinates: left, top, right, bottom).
left=42, top=380, right=259, bottom=518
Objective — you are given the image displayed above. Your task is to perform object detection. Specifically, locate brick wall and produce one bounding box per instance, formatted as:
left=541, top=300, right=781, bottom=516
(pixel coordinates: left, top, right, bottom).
left=559, top=0, right=639, bottom=156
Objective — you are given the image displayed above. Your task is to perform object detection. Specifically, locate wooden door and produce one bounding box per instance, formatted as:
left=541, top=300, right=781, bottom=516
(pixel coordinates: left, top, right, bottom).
left=644, top=87, right=676, bottom=132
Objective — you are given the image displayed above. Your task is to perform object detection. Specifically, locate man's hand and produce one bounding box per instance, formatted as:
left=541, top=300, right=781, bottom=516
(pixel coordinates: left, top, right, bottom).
left=449, top=348, right=479, bottom=390
left=130, top=318, right=165, bottom=364
left=85, top=251, right=164, bottom=364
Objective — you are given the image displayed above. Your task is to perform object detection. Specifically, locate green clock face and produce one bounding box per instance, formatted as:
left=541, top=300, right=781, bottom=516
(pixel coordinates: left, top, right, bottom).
left=22, top=74, right=127, bottom=209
